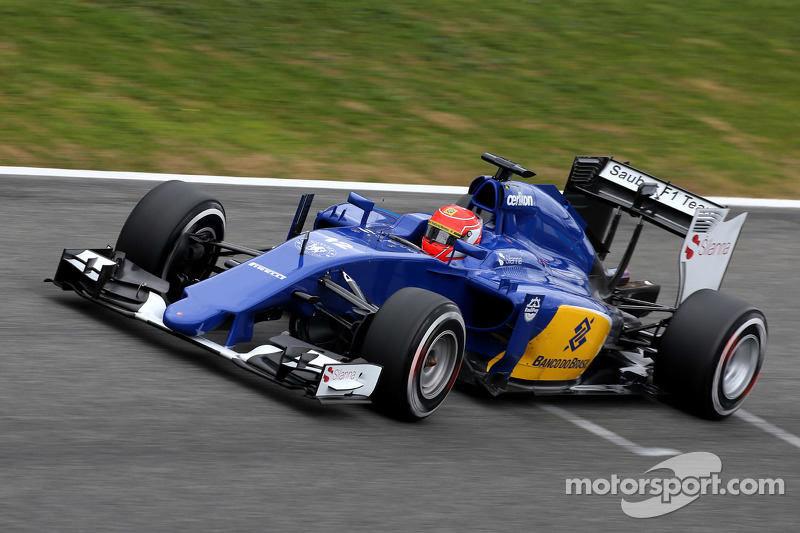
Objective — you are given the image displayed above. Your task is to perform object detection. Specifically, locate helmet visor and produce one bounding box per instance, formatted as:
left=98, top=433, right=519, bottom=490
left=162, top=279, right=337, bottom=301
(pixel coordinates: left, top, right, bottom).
left=424, top=224, right=459, bottom=247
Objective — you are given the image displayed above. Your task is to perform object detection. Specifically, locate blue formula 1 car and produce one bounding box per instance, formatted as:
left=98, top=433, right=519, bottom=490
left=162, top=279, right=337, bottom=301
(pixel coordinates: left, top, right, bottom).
left=49, top=154, right=767, bottom=421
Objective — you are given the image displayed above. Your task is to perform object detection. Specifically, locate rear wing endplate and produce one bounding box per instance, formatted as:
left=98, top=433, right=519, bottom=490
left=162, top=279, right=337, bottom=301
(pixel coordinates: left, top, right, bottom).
left=677, top=208, right=747, bottom=303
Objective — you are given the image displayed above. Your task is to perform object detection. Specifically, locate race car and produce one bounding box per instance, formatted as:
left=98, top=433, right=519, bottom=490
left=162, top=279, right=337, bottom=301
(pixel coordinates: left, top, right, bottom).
left=49, top=153, right=767, bottom=421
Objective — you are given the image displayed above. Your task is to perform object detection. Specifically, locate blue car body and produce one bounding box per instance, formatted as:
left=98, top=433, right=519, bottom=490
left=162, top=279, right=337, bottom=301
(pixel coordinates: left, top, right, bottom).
left=50, top=154, right=767, bottom=420
left=162, top=173, right=614, bottom=389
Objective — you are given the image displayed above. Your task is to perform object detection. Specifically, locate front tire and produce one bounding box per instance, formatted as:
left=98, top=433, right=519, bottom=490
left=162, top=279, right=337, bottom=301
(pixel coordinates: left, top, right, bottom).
left=116, top=180, right=226, bottom=301
left=361, top=288, right=465, bottom=421
left=655, top=289, right=767, bottom=420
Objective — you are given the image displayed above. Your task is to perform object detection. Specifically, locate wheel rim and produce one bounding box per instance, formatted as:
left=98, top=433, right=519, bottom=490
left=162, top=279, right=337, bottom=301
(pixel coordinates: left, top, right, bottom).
left=419, top=330, right=459, bottom=399
left=721, top=333, right=760, bottom=400
left=178, top=224, right=218, bottom=275
left=165, top=225, right=218, bottom=292
left=161, top=208, right=225, bottom=300
left=161, top=208, right=225, bottom=279
left=711, top=316, right=766, bottom=416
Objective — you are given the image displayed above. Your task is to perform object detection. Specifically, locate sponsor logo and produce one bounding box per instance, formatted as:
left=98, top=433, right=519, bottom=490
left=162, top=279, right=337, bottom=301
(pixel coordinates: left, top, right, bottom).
left=323, top=366, right=358, bottom=383
left=566, top=317, right=593, bottom=351
left=498, top=252, right=523, bottom=266
left=530, top=355, right=591, bottom=370
left=684, top=234, right=732, bottom=260
left=247, top=262, right=287, bottom=280
left=524, top=296, right=542, bottom=322
left=429, top=219, right=462, bottom=237
left=295, top=239, right=337, bottom=257
left=601, top=163, right=710, bottom=215
left=606, top=164, right=653, bottom=190
left=566, top=452, right=785, bottom=518
left=506, top=192, right=534, bottom=207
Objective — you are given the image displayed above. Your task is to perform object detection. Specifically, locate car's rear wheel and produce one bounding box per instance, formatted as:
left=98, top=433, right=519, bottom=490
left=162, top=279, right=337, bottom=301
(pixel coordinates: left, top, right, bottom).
left=116, top=180, right=226, bottom=302
left=655, top=289, right=767, bottom=419
left=361, top=288, right=465, bottom=421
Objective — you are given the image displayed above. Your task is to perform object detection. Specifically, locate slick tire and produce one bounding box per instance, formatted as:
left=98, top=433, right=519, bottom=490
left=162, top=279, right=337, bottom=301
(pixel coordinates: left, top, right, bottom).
left=362, top=288, right=465, bottom=421
left=655, top=289, right=767, bottom=420
left=116, top=180, right=226, bottom=302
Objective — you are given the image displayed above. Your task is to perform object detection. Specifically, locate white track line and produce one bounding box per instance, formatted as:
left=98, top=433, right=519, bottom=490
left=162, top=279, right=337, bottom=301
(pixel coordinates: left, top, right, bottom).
left=0, top=166, right=468, bottom=195
left=3, top=165, right=800, bottom=208
left=537, top=403, right=681, bottom=457
left=734, top=409, right=800, bottom=451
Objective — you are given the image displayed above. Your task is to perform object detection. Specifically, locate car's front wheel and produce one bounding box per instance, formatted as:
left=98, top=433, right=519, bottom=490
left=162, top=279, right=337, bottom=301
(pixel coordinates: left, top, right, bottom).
left=361, top=288, right=465, bottom=421
left=115, top=180, right=226, bottom=302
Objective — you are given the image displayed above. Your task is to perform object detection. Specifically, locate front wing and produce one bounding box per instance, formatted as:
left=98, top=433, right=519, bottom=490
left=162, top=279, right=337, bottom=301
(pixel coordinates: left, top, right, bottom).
left=48, top=248, right=382, bottom=404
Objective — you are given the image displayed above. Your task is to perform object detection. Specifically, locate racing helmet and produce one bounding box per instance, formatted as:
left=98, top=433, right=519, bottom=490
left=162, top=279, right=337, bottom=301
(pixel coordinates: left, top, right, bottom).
left=422, top=205, right=482, bottom=261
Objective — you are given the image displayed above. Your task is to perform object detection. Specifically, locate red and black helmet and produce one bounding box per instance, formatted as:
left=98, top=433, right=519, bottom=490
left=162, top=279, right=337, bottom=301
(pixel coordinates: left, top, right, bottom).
left=422, top=205, right=483, bottom=262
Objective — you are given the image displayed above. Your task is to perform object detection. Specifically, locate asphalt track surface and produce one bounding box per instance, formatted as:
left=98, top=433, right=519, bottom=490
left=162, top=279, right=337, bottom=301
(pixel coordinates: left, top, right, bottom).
left=2, top=176, right=798, bottom=532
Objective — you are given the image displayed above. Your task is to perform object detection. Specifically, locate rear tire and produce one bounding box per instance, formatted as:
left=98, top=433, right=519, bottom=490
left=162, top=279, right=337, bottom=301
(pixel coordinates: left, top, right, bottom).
left=116, top=180, right=226, bottom=301
left=655, top=289, right=767, bottom=420
left=361, top=288, right=465, bottom=421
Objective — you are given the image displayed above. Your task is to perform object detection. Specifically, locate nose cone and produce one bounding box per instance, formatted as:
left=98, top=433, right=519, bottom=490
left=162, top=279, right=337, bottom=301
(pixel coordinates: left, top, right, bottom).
left=163, top=300, right=228, bottom=336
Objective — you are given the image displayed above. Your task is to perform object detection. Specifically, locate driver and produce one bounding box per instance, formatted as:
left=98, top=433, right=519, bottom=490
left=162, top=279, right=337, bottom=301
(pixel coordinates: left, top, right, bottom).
left=422, top=205, right=483, bottom=262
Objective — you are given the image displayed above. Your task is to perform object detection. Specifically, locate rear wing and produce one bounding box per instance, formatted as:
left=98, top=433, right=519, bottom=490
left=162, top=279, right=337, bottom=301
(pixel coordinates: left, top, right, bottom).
left=562, top=157, right=746, bottom=303
left=563, top=156, right=723, bottom=245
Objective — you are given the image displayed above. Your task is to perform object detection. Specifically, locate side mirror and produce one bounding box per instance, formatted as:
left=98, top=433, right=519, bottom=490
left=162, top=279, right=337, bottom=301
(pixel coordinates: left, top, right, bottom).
left=453, top=239, right=489, bottom=260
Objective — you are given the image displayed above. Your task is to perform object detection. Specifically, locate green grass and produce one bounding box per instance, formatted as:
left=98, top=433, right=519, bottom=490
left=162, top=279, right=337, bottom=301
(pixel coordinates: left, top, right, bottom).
left=1, top=0, right=798, bottom=197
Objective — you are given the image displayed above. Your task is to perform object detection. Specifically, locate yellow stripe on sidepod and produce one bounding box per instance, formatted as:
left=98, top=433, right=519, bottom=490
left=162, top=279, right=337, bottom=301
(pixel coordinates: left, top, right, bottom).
left=487, top=305, right=612, bottom=381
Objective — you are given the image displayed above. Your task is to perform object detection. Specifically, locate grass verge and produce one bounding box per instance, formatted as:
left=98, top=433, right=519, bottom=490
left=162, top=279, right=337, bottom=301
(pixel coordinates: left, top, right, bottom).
left=1, top=1, right=798, bottom=197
